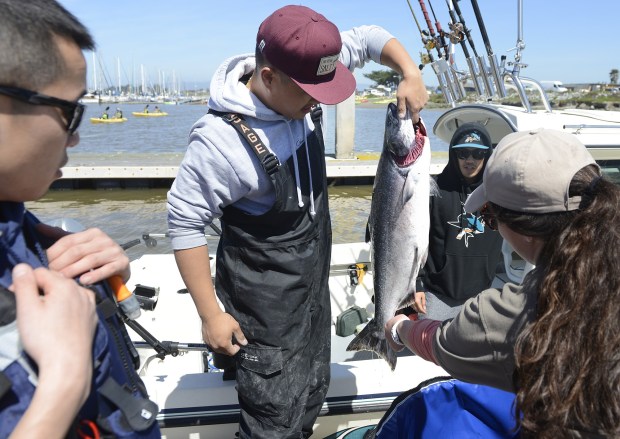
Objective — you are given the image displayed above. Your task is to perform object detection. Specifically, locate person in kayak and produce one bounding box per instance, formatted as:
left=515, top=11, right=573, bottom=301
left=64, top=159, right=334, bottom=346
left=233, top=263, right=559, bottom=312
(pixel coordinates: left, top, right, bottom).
left=386, top=129, right=620, bottom=437
left=167, top=4, right=428, bottom=438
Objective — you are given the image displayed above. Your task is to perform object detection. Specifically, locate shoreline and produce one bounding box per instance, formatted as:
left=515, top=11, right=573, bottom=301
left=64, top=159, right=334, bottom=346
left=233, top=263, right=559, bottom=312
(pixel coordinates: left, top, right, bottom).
left=355, top=96, right=620, bottom=111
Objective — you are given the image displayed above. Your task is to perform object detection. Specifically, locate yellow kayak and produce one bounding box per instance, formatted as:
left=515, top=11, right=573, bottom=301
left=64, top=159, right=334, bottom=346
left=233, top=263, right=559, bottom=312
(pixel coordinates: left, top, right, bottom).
left=132, top=111, right=168, bottom=117
left=90, top=117, right=127, bottom=124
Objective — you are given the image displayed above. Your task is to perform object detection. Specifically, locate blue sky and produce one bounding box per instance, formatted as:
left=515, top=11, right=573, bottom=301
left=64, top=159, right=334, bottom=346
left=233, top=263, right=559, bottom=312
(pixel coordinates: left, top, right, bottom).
left=59, top=0, right=620, bottom=91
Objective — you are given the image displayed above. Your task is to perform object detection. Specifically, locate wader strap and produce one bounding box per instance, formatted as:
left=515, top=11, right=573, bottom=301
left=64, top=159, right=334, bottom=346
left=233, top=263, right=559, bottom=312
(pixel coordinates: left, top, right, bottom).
left=0, top=371, right=10, bottom=400
left=98, top=377, right=158, bottom=431
left=310, top=106, right=324, bottom=149
left=208, top=110, right=280, bottom=175
left=0, top=286, right=16, bottom=326
left=97, top=297, right=118, bottom=320
left=95, top=296, right=141, bottom=371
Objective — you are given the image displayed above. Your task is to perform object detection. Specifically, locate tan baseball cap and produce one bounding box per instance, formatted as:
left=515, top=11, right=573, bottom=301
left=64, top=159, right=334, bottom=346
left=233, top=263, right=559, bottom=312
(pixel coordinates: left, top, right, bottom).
left=464, top=128, right=597, bottom=213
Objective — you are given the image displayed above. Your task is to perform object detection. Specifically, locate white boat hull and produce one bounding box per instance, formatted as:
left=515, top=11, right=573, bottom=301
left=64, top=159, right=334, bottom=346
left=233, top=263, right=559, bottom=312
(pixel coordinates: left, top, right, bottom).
left=433, top=104, right=620, bottom=162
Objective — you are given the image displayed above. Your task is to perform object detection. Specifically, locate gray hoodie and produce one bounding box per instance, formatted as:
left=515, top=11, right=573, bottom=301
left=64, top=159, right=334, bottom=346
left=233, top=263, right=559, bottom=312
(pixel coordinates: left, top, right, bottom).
left=167, top=26, right=394, bottom=250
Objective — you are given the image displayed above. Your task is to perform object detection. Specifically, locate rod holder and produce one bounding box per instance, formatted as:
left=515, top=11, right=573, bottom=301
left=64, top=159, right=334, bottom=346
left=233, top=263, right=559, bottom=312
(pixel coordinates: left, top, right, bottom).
left=466, top=57, right=484, bottom=96
left=476, top=55, right=494, bottom=98
left=431, top=60, right=455, bottom=107
left=450, top=67, right=466, bottom=101
left=488, top=54, right=507, bottom=98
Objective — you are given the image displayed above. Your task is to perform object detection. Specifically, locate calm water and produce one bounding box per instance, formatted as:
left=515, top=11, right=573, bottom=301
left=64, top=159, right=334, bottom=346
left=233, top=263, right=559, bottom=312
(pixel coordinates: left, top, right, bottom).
left=69, top=103, right=449, bottom=165
left=28, top=186, right=374, bottom=261
left=29, top=103, right=450, bottom=260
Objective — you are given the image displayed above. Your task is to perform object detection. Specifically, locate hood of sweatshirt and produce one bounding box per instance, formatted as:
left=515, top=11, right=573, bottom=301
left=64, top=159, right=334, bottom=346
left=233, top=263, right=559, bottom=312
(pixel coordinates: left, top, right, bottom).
left=437, top=122, right=493, bottom=195
left=208, top=54, right=291, bottom=122
left=207, top=54, right=317, bottom=216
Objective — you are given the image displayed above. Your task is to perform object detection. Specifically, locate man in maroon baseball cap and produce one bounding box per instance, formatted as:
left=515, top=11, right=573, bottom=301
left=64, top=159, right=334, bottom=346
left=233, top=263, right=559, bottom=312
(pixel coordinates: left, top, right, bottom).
left=168, top=4, right=428, bottom=438
left=256, top=5, right=356, bottom=105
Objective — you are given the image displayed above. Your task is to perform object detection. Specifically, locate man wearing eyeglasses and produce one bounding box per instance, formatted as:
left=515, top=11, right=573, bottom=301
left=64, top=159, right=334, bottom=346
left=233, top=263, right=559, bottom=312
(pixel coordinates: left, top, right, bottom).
left=412, top=122, right=503, bottom=321
left=0, top=1, right=160, bottom=438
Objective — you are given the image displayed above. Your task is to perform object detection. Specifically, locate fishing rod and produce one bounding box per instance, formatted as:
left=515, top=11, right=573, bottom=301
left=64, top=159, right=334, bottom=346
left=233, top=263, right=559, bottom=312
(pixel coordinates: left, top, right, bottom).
left=417, top=0, right=462, bottom=102
left=427, top=0, right=450, bottom=61
left=451, top=0, right=494, bottom=97
left=443, top=0, right=484, bottom=96
left=427, top=0, right=466, bottom=100
left=417, top=0, right=443, bottom=59
left=405, top=0, right=436, bottom=65
left=469, top=0, right=506, bottom=97
left=405, top=0, right=455, bottom=105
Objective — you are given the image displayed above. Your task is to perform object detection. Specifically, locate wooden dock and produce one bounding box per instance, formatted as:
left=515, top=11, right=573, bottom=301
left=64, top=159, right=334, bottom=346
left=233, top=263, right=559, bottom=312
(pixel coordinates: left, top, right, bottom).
left=52, top=158, right=447, bottom=190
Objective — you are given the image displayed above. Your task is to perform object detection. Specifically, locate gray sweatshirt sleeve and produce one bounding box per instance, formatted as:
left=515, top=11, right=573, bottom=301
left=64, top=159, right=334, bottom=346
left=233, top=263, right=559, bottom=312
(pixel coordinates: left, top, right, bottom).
left=432, top=283, right=533, bottom=393
left=339, top=25, right=395, bottom=71
left=167, top=118, right=249, bottom=251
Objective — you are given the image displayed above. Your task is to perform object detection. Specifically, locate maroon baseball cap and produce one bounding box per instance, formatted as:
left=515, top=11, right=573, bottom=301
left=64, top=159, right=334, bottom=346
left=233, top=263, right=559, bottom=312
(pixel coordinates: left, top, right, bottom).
left=256, top=5, right=356, bottom=105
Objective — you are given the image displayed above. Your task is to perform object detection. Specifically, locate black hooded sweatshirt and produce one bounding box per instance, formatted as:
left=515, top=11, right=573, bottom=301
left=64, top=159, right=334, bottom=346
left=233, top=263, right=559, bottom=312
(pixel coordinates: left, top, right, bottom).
left=416, top=124, right=503, bottom=301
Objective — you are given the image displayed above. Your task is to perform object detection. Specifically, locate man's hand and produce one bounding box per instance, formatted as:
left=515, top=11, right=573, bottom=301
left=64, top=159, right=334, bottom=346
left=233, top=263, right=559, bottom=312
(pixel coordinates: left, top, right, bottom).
left=396, top=74, right=429, bottom=124
left=9, top=264, right=97, bottom=438
left=11, top=264, right=97, bottom=382
left=379, top=38, right=428, bottom=124
left=202, top=310, right=248, bottom=356
left=37, top=224, right=130, bottom=285
left=413, top=291, right=427, bottom=314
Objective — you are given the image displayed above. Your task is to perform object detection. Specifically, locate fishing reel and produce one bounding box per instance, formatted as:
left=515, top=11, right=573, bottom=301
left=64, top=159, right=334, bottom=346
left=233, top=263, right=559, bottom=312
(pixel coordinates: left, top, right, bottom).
left=348, top=263, right=368, bottom=286
left=420, top=30, right=437, bottom=51
left=447, top=22, right=465, bottom=44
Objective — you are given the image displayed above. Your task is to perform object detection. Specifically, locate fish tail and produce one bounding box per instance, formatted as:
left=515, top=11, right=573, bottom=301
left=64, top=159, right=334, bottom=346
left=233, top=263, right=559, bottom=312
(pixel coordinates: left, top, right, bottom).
left=346, top=319, right=397, bottom=370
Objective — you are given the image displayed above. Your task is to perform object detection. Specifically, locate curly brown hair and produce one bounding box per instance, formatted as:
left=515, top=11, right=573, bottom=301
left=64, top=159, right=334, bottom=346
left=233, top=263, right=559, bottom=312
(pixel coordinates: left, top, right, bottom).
left=491, top=164, right=620, bottom=438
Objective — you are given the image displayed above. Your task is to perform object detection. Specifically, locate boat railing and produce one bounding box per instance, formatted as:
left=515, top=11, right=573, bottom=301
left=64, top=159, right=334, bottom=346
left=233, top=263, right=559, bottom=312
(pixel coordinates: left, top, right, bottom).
left=563, top=124, right=620, bottom=132
left=504, top=73, right=553, bottom=113
left=426, top=0, right=555, bottom=114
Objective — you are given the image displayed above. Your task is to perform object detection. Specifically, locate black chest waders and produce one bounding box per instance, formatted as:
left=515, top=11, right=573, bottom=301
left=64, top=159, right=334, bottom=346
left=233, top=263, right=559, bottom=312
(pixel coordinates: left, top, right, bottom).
left=210, top=108, right=332, bottom=438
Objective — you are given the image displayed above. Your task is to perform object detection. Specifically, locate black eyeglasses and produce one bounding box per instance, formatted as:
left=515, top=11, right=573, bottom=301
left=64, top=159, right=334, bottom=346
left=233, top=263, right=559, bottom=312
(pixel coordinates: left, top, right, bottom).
left=480, top=203, right=498, bottom=231
left=455, top=148, right=486, bottom=160
left=0, top=85, right=85, bottom=135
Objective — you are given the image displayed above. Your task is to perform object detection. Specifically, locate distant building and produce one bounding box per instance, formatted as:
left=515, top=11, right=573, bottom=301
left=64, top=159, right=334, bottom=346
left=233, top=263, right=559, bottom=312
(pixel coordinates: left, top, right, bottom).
left=363, top=84, right=393, bottom=97
left=539, top=80, right=568, bottom=93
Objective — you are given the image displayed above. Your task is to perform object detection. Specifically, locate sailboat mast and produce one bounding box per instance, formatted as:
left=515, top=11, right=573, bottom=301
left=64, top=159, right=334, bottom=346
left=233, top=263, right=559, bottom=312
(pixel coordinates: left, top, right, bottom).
left=141, top=64, right=145, bottom=96
left=117, top=57, right=121, bottom=95
left=92, top=51, right=98, bottom=93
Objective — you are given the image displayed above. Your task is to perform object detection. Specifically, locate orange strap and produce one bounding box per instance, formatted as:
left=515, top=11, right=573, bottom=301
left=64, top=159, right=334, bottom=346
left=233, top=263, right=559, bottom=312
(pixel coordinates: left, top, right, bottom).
left=77, top=419, right=100, bottom=439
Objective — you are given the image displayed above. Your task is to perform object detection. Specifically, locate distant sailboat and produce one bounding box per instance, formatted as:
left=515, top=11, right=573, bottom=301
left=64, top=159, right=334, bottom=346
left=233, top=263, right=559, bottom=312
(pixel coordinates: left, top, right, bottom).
left=81, top=52, right=101, bottom=104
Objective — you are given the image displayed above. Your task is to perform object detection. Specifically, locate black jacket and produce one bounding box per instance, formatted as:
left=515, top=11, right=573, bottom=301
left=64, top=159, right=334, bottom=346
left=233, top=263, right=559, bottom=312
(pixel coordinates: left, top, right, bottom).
left=416, top=137, right=503, bottom=301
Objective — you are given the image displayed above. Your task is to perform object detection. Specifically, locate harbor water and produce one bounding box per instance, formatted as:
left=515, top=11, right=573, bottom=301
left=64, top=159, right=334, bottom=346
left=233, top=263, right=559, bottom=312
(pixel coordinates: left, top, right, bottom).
left=70, top=103, right=449, bottom=163
left=28, top=103, right=450, bottom=260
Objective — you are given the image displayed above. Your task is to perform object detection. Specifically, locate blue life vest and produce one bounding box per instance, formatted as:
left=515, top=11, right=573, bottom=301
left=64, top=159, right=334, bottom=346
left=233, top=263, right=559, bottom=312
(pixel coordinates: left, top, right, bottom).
left=372, top=377, right=519, bottom=438
left=0, top=202, right=160, bottom=438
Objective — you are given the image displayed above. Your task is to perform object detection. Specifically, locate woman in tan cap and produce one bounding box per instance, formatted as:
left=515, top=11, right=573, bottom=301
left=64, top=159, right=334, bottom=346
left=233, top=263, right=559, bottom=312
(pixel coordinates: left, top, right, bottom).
left=386, top=128, right=620, bottom=437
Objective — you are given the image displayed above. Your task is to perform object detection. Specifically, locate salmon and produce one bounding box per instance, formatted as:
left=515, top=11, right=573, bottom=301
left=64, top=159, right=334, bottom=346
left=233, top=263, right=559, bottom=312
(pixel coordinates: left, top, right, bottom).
left=347, top=103, right=435, bottom=370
